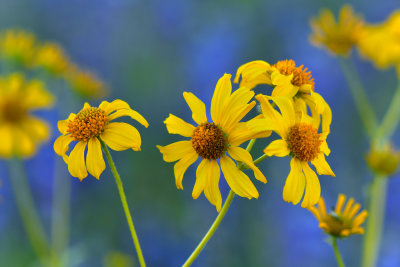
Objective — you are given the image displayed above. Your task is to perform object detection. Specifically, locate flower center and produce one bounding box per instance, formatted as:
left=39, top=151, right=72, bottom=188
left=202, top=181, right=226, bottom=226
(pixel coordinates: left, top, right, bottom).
left=273, top=59, right=315, bottom=90
left=67, top=107, right=109, bottom=142
left=287, top=123, right=322, bottom=162
left=1, top=99, right=27, bottom=123
left=191, top=122, right=228, bottom=160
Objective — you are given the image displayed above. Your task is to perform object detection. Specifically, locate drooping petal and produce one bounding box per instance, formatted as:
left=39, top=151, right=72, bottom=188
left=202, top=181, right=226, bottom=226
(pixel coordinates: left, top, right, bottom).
left=86, top=137, right=106, bottom=179
left=203, top=160, right=222, bottom=211
left=101, top=122, right=142, bottom=151
left=54, top=134, right=74, bottom=162
left=192, top=159, right=207, bottom=199
left=0, top=124, right=14, bottom=157
left=157, top=141, right=195, bottom=162
left=282, top=158, right=305, bottom=205
left=220, top=155, right=259, bottom=199
left=264, top=139, right=290, bottom=157
left=164, top=114, right=195, bottom=137
left=211, top=74, right=232, bottom=124
left=301, top=162, right=321, bottom=208
left=311, top=153, right=335, bottom=176
left=108, top=108, right=149, bottom=128
left=228, top=146, right=267, bottom=183
left=229, top=119, right=271, bottom=147
left=104, top=99, right=131, bottom=115
left=58, top=113, right=76, bottom=134
left=68, top=141, right=88, bottom=180
left=234, top=60, right=272, bottom=89
left=173, top=150, right=198, bottom=189
left=183, top=92, right=207, bottom=125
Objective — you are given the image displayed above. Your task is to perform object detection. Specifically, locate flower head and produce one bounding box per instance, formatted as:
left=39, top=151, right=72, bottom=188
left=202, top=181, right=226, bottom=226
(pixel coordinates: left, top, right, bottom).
left=66, top=65, right=108, bottom=99
left=366, top=144, right=400, bottom=176
left=34, top=42, right=70, bottom=76
left=310, top=5, right=364, bottom=57
left=248, top=95, right=335, bottom=207
left=0, top=73, right=54, bottom=158
left=308, top=194, right=368, bottom=237
left=0, top=29, right=36, bottom=66
left=54, top=100, right=148, bottom=181
left=157, top=74, right=269, bottom=211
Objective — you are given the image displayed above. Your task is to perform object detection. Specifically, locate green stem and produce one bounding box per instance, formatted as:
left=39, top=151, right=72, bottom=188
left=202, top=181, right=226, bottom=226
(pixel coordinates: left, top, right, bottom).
left=338, top=57, right=377, bottom=138
left=331, top=237, right=346, bottom=267
left=362, top=175, right=388, bottom=267
left=253, top=154, right=269, bottom=165
left=8, top=159, right=50, bottom=266
left=99, top=138, right=146, bottom=267
left=182, top=190, right=235, bottom=267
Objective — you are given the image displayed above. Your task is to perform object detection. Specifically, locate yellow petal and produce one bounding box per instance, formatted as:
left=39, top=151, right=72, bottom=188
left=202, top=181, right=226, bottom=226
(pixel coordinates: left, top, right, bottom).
left=229, top=120, right=271, bottom=147
left=25, top=117, right=50, bottom=142
left=348, top=203, right=361, bottom=219
left=220, top=155, right=259, bottom=199
left=264, top=139, right=290, bottom=157
left=0, top=124, right=13, bottom=157
left=228, top=146, right=267, bottom=183
left=283, top=158, right=305, bottom=205
left=183, top=92, right=207, bottom=125
left=311, top=154, right=335, bottom=176
left=54, top=134, right=74, bottom=162
left=164, top=114, right=195, bottom=137
left=210, top=73, right=232, bottom=124
left=270, top=96, right=296, bottom=127
left=15, top=127, right=36, bottom=158
left=335, top=194, right=346, bottom=214
left=234, top=60, right=271, bottom=89
left=301, top=162, right=321, bottom=208
left=108, top=108, right=149, bottom=128
left=308, top=206, right=322, bottom=221
left=201, top=160, right=222, bottom=211
left=58, top=113, right=76, bottom=134
left=353, top=210, right=368, bottom=227
left=83, top=102, right=91, bottom=109
left=99, top=100, right=110, bottom=110
left=101, top=122, right=142, bottom=151
left=255, top=94, right=287, bottom=138
left=68, top=141, right=88, bottom=180
left=192, top=159, right=207, bottom=199
left=318, top=197, right=327, bottom=217
left=23, top=80, right=54, bottom=109
left=343, top=198, right=355, bottom=216
left=270, top=71, right=297, bottom=98
left=157, top=141, right=194, bottom=162
left=86, top=137, right=106, bottom=179
left=173, top=150, right=198, bottom=189
left=104, top=99, right=131, bottom=115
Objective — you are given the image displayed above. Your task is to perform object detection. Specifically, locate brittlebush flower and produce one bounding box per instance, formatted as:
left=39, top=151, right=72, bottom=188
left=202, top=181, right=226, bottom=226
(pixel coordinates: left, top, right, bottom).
left=308, top=194, right=368, bottom=237
left=235, top=59, right=332, bottom=134
left=0, top=73, right=54, bottom=158
left=66, top=65, right=107, bottom=99
left=34, top=42, right=69, bottom=76
left=248, top=95, right=335, bottom=207
left=54, top=100, right=148, bottom=181
left=310, top=5, right=364, bottom=57
left=358, top=10, right=400, bottom=69
left=157, top=74, right=269, bottom=211
left=0, top=29, right=36, bottom=66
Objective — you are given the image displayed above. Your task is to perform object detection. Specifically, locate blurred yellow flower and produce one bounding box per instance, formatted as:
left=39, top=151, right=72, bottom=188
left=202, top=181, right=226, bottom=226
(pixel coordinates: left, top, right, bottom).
left=54, top=100, right=148, bottom=181
left=66, top=65, right=108, bottom=99
left=0, top=29, right=36, bottom=65
left=310, top=5, right=363, bottom=56
left=157, top=74, right=269, bottom=211
left=0, top=73, right=54, bottom=158
left=248, top=95, right=334, bottom=207
left=34, top=42, right=69, bottom=76
left=308, top=194, right=368, bottom=237
left=366, top=144, right=400, bottom=176
left=358, top=10, right=400, bottom=69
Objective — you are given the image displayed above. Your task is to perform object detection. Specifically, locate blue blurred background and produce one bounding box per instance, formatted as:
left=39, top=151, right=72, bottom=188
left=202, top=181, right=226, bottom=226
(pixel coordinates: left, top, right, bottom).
left=0, top=0, right=399, bottom=266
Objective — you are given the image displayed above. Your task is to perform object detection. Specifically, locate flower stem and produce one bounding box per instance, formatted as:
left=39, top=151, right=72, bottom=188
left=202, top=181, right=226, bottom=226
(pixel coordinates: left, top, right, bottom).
left=253, top=154, right=269, bottom=165
left=99, top=138, right=146, bottom=267
left=331, top=236, right=346, bottom=267
left=8, top=159, right=51, bottom=266
left=362, top=175, right=388, bottom=267
left=182, top=190, right=235, bottom=267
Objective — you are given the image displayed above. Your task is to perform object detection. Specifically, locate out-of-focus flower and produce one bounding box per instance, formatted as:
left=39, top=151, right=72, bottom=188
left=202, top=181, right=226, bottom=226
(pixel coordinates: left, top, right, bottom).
left=104, top=251, right=134, bottom=267
left=54, top=100, right=148, bottom=181
left=34, top=42, right=69, bottom=76
left=0, top=29, right=36, bottom=66
left=308, top=194, right=368, bottom=237
left=157, top=74, right=269, bottom=211
left=366, top=145, right=400, bottom=176
left=310, top=5, right=364, bottom=57
left=248, top=95, right=335, bottom=207
left=0, top=73, right=54, bottom=158
left=358, top=10, right=400, bottom=69
left=66, top=65, right=108, bottom=99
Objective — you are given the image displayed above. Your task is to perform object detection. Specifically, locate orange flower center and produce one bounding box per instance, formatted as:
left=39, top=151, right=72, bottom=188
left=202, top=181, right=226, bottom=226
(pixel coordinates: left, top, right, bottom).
left=191, top=122, right=228, bottom=160
left=1, top=99, right=27, bottom=123
left=67, top=107, right=109, bottom=142
left=287, top=123, right=322, bottom=162
left=273, top=59, right=315, bottom=90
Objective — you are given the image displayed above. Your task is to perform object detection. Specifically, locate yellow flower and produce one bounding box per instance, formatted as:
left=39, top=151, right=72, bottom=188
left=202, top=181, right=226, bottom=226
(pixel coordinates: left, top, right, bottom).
left=54, top=100, right=148, bottom=181
left=157, top=74, right=269, bottom=211
left=0, top=73, right=54, bottom=158
left=308, top=194, right=368, bottom=237
left=310, top=5, right=364, bottom=57
left=0, top=29, right=36, bottom=65
left=66, top=65, right=108, bottom=99
left=34, top=42, right=69, bottom=76
left=366, top=144, right=400, bottom=176
left=235, top=59, right=332, bottom=134
left=358, top=10, right=400, bottom=69
left=248, top=95, right=335, bottom=207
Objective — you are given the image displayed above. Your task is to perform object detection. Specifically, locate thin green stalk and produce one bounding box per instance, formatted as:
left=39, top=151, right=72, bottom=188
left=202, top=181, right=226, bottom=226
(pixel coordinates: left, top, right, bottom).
left=362, top=175, right=388, bottom=267
left=338, top=57, right=377, bottom=138
left=253, top=154, right=269, bottom=165
left=331, top=237, right=345, bottom=267
left=8, top=159, right=50, bottom=266
left=99, top=138, right=146, bottom=267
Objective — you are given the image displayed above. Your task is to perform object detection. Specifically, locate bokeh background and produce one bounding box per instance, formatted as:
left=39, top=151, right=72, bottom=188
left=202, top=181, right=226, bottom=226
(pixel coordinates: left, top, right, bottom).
left=0, top=0, right=399, bottom=266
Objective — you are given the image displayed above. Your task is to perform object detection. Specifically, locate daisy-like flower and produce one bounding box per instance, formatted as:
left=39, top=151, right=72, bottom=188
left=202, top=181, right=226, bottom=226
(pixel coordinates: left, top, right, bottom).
left=310, top=5, right=364, bottom=57
left=0, top=29, right=36, bottom=66
left=308, top=194, right=368, bottom=237
left=235, top=59, right=332, bottom=134
left=34, top=42, right=70, bottom=76
left=66, top=65, right=108, bottom=99
left=248, top=95, right=335, bottom=207
left=0, top=73, right=54, bottom=158
left=54, top=100, right=148, bottom=181
left=157, top=74, right=269, bottom=211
